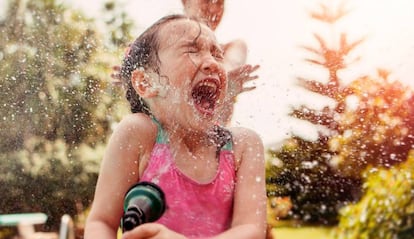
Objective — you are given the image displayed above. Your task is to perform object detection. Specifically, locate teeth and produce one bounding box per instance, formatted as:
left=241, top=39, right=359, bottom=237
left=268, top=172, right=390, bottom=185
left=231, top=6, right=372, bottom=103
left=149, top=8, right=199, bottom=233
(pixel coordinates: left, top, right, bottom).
left=199, top=81, right=218, bottom=90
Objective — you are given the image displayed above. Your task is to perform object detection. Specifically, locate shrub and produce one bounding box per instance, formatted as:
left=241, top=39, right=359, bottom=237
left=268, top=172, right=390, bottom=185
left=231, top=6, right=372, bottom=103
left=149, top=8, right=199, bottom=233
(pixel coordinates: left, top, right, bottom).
left=334, top=151, right=414, bottom=239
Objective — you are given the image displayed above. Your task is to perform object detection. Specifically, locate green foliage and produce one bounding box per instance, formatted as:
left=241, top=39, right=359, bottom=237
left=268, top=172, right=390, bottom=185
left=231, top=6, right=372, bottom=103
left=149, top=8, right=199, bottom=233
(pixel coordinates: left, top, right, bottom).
left=266, top=1, right=363, bottom=224
left=0, top=139, right=104, bottom=228
left=268, top=2, right=414, bottom=229
left=329, top=73, right=414, bottom=177
left=267, top=136, right=362, bottom=225
left=334, top=151, right=414, bottom=239
left=103, top=1, right=134, bottom=49
left=0, top=0, right=130, bottom=231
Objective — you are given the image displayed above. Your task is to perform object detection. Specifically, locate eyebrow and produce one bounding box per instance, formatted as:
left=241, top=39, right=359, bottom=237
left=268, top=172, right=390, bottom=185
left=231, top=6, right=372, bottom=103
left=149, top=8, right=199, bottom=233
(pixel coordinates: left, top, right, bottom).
left=180, top=40, right=198, bottom=48
left=179, top=39, right=223, bottom=53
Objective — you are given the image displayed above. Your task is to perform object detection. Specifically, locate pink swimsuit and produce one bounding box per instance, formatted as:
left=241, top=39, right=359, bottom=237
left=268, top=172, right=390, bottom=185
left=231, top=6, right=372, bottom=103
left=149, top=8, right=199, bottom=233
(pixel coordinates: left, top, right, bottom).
left=140, top=119, right=236, bottom=238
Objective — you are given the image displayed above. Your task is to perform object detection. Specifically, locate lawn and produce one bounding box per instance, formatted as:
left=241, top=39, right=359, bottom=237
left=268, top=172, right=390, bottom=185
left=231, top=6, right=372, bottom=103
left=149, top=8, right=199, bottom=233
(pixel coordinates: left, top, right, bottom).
left=271, top=226, right=334, bottom=239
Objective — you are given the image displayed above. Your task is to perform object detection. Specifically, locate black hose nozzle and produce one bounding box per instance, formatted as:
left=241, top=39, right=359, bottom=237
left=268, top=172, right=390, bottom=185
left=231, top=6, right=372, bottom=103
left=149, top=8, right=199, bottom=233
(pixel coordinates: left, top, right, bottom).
left=121, top=181, right=166, bottom=232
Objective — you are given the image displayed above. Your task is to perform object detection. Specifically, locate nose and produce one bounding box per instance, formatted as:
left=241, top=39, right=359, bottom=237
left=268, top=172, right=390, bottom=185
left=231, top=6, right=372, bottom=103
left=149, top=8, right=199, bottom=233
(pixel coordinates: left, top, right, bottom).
left=200, top=54, right=221, bottom=75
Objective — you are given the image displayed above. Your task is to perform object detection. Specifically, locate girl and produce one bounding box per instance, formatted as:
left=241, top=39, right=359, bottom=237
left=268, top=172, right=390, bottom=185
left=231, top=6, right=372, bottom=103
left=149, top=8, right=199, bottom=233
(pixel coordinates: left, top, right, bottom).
left=84, top=14, right=266, bottom=239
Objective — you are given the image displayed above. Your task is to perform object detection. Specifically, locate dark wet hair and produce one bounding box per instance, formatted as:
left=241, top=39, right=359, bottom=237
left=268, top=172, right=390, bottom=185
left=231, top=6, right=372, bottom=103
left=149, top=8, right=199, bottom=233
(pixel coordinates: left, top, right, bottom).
left=120, top=14, right=189, bottom=114
left=120, top=14, right=232, bottom=147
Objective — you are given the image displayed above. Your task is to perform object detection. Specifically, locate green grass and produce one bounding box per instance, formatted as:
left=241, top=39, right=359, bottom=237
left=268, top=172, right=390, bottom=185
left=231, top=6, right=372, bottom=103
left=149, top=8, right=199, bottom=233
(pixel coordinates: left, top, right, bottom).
left=271, top=226, right=334, bottom=239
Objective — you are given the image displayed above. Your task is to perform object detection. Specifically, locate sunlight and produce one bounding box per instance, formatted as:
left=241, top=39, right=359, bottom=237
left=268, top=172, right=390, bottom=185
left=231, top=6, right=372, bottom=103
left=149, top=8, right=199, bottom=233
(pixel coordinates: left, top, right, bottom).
left=342, top=0, right=414, bottom=35
left=331, top=0, right=414, bottom=88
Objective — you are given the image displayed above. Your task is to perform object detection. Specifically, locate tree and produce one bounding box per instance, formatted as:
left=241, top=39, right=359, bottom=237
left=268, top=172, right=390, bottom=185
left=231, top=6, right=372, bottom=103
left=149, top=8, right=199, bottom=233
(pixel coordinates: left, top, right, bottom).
left=0, top=0, right=131, bottom=231
left=329, top=70, right=414, bottom=177
left=266, top=0, right=414, bottom=228
left=266, top=1, right=363, bottom=224
left=267, top=136, right=361, bottom=224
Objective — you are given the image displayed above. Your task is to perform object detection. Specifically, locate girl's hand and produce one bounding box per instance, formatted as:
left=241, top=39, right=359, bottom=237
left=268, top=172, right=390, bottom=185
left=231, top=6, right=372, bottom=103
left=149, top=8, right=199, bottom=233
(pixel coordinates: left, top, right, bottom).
left=227, top=64, right=260, bottom=101
left=121, top=223, right=187, bottom=239
left=110, top=65, right=122, bottom=85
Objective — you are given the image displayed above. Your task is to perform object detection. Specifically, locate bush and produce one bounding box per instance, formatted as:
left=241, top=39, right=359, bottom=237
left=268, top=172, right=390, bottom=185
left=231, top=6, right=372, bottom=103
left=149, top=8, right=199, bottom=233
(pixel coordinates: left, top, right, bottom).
left=0, top=139, right=104, bottom=231
left=334, top=151, right=414, bottom=239
left=266, top=137, right=362, bottom=225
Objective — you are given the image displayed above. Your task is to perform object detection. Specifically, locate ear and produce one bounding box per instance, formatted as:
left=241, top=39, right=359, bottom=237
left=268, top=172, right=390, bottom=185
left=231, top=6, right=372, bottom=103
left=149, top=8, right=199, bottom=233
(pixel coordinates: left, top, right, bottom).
left=131, top=69, right=158, bottom=97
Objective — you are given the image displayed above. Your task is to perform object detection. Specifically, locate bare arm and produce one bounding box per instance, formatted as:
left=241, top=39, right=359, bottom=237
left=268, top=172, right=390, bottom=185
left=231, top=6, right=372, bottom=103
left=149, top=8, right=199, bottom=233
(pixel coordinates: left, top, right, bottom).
left=222, top=39, right=248, bottom=70
left=84, top=114, right=156, bottom=239
left=218, top=127, right=267, bottom=239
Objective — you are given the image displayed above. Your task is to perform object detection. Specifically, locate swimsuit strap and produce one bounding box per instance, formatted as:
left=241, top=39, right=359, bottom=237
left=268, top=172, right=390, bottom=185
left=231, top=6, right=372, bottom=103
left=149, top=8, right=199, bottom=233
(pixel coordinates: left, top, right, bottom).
left=222, top=140, right=232, bottom=151
left=151, top=117, right=169, bottom=144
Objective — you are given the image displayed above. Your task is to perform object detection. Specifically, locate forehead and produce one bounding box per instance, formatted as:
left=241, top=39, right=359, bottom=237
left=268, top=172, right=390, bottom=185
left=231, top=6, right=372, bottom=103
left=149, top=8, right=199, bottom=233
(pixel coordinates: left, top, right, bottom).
left=158, top=19, right=218, bottom=49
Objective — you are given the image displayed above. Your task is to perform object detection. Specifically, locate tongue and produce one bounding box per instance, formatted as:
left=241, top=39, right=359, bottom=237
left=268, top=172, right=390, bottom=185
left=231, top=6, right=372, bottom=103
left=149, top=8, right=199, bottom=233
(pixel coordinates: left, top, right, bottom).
left=201, top=100, right=212, bottom=110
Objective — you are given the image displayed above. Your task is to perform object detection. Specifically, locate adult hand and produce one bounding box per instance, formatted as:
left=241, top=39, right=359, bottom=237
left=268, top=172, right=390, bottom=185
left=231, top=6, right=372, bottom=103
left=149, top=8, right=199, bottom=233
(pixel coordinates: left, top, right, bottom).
left=121, top=223, right=187, bottom=239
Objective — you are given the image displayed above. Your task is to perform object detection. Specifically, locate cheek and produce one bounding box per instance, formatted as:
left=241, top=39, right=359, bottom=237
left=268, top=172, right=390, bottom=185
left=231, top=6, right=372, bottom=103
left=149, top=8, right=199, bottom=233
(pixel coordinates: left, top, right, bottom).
left=183, top=53, right=201, bottom=71
left=168, top=55, right=198, bottom=77
left=169, top=81, right=191, bottom=103
left=170, top=93, right=182, bottom=107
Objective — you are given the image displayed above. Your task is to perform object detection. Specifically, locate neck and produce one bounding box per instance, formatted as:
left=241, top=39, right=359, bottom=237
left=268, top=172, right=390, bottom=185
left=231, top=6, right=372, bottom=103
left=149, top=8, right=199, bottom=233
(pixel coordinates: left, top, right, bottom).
left=151, top=113, right=221, bottom=149
left=168, top=125, right=213, bottom=150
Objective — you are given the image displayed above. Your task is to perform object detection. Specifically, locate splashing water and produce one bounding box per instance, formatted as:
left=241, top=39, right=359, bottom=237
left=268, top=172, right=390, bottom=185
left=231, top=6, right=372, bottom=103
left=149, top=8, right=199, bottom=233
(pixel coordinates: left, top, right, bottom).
left=150, top=152, right=172, bottom=185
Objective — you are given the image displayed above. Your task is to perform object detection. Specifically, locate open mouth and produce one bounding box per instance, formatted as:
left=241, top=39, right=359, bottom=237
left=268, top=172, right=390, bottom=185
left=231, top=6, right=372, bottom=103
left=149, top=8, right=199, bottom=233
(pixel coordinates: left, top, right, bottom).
left=191, top=78, right=220, bottom=116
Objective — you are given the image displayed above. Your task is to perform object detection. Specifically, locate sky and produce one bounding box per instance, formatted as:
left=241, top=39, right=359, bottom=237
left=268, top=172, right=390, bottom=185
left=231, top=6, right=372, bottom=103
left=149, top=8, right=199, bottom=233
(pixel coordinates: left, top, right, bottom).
left=2, top=0, right=414, bottom=146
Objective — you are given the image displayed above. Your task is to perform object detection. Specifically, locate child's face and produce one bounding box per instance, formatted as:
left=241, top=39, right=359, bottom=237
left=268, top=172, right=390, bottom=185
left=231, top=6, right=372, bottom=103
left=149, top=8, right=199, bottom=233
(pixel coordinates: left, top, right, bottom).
left=155, top=19, right=227, bottom=129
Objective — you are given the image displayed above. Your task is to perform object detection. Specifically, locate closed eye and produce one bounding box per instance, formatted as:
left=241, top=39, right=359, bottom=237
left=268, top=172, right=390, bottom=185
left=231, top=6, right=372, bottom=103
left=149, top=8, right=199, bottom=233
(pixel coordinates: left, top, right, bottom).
left=212, top=46, right=224, bottom=60
left=213, top=50, right=224, bottom=60
left=183, top=42, right=200, bottom=54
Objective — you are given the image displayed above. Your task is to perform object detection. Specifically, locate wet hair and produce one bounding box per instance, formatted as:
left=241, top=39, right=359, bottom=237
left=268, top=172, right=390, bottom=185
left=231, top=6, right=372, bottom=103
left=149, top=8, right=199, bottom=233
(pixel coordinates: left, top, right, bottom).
left=120, top=14, right=188, bottom=114
left=120, top=14, right=232, bottom=147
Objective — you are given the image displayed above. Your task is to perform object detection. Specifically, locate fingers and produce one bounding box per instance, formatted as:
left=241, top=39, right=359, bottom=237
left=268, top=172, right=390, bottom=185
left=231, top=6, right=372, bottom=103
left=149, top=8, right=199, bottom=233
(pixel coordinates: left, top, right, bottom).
left=241, top=86, right=256, bottom=93
left=249, top=64, right=260, bottom=73
left=243, top=65, right=260, bottom=82
left=239, top=64, right=260, bottom=76
left=228, top=65, right=259, bottom=87
left=243, top=74, right=259, bottom=84
left=227, top=64, right=260, bottom=97
left=228, top=64, right=260, bottom=82
left=111, top=65, right=122, bottom=85
left=110, top=73, right=121, bottom=80
left=121, top=223, right=162, bottom=239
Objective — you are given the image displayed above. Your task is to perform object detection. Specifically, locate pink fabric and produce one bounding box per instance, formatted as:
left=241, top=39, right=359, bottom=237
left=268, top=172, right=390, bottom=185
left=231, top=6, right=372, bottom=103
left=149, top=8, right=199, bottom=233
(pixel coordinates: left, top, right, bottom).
left=140, top=143, right=236, bottom=238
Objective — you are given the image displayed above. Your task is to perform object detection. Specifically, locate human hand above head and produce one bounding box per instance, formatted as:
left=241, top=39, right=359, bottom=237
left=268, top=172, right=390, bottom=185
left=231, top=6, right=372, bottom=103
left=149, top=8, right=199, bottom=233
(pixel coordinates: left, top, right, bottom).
left=227, top=64, right=260, bottom=101
left=110, top=65, right=122, bottom=85
left=121, top=223, right=187, bottom=239
left=111, top=45, right=132, bottom=85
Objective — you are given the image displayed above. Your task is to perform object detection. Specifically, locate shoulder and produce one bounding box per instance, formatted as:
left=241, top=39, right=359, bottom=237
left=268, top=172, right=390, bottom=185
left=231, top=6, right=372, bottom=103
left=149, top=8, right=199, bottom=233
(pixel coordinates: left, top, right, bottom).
left=229, top=127, right=263, bottom=146
left=228, top=127, right=264, bottom=168
left=108, top=113, right=158, bottom=156
left=115, top=113, right=156, bottom=137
